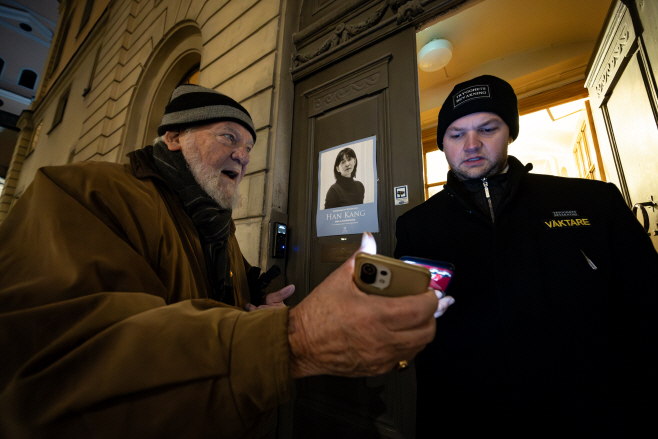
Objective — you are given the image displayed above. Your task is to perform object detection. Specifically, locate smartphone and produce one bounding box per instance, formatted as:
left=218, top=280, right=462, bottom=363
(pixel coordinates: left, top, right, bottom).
left=354, top=252, right=431, bottom=297
left=400, top=256, right=455, bottom=293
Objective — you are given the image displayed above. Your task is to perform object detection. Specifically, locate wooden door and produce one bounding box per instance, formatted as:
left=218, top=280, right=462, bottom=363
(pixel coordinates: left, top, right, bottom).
left=287, top=27, right=424, bottom=439
left=587, top=0, right=658, bottom=248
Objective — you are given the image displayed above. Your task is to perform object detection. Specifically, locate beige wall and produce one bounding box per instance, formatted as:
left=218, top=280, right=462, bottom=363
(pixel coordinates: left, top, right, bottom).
left=18, top=37, right=101, bottom=189
left=0, top=0, right=293, bottom=270
left=38, top=0, right=113, bottom=101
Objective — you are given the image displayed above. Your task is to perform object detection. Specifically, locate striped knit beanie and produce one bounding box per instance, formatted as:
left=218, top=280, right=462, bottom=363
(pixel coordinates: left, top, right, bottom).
left=157, top=84, right=256, bottom=141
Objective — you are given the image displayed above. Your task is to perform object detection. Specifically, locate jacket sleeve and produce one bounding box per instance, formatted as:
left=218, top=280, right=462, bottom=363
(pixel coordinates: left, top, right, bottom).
left=0, top=166, right=292, bottom=438
left=601, top=182, right=658, bottom=282
left=394, top=214, right=412, bottom=259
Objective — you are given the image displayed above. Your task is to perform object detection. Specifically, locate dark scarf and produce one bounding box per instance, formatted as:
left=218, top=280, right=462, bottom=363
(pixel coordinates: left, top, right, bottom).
left=151, top=142, right=234, bottom=305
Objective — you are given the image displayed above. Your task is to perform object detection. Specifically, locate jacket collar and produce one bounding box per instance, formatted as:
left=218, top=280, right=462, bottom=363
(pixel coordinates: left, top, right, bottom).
left=126, top=145, right=237, bottom=234
left=127, top=145, right=164, bottom=182
left=443, top=155, right=532, bottom=220
left=501, top=155, right=533, bottom=200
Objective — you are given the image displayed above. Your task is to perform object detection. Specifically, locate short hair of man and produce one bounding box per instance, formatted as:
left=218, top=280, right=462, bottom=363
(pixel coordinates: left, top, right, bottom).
left=333, top=147, right=358, bottom=179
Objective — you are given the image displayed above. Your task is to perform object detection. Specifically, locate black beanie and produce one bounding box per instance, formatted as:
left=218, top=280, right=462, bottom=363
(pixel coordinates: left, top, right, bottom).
left=436, top=75, right=518, bottom=150
left=158, top=84, right=256, bottom=141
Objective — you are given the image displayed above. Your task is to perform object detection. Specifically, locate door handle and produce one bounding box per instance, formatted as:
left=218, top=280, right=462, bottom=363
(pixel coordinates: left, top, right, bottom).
left=632, top=201, right=657, bottom=234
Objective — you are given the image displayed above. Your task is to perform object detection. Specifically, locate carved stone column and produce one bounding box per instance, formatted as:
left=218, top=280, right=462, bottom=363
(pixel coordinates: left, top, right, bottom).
left=0, top=110, right=34, bottom=222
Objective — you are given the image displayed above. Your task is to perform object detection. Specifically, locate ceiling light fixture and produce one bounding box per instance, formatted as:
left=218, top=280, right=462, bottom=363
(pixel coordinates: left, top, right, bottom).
left=418, top=39, right=453, bottom=72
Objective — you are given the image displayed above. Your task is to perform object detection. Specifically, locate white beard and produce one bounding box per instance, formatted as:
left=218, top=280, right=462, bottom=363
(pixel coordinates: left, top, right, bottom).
left=181, top=141, right=240, bottom=210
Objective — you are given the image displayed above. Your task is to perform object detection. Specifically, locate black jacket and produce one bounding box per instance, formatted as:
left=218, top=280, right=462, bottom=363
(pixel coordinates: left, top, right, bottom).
left=395, top=156, right=658, bottom=432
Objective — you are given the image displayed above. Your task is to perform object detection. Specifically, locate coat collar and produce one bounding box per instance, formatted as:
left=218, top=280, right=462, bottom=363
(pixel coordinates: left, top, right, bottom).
left=127, top=145, right=164, bottom=182
left=443, top=155, right=533, bottom=222
left=126, top=145, right=237, bottom=234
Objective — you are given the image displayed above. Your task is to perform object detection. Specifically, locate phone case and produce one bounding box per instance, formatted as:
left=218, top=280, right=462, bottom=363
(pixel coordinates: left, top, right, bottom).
left=399, top=256, right=455, bottom=271
left=400, top=256, right=455, bottom=293
left=354, top=252, right=431, bottom=297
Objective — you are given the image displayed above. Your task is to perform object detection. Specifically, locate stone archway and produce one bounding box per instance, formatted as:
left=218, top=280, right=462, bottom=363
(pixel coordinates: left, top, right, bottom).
left=120, top=23, right=201, bottom=161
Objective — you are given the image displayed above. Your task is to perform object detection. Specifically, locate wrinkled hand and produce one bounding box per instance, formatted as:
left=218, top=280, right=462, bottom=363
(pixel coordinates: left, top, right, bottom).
left=244, top=284, right=295, bottom=311
left=288, top=232, right=453, bottom=378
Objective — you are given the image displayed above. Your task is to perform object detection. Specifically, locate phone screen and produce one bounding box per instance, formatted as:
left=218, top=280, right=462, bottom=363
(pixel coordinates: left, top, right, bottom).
left=400, top=257, right=454, bottom=292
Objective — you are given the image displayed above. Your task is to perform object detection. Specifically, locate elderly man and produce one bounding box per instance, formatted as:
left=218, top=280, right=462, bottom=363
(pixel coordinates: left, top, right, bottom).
left=0, top=85, right=451, bottom=438
left=395, top=75, right=658, bottom=433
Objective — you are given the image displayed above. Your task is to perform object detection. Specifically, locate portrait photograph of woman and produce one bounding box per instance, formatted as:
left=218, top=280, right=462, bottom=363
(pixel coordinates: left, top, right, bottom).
left=316, top=136, right=378, bottom=236
left=324, top=147, right=365, bottom=209
left=318, top=138, right=376, bottom=210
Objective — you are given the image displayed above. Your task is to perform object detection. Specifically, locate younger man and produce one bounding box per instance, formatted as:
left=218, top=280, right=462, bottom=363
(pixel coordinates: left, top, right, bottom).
left=395, top=75, right=658, bottom=432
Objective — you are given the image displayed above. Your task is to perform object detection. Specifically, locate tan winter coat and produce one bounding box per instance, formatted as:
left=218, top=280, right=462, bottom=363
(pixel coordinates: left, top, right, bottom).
left=0, top=148, right=291, bottom=438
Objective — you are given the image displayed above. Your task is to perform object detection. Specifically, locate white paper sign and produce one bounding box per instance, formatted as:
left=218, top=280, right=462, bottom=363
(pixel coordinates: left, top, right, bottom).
left=316, top=137, right=379, bottom=237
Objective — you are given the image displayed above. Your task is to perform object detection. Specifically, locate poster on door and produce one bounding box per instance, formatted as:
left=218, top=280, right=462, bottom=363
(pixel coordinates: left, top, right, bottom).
left=316, top=136, right=379, bottom=237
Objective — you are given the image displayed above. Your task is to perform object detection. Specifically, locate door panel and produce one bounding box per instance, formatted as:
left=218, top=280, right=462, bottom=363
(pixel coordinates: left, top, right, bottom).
left=606, top=52, right=658, bottom=247
left=287, top=27, right=423, bottom=438
left=587, top=2, right=658, bottom=248
left=310, top=95, right=381, bottom=288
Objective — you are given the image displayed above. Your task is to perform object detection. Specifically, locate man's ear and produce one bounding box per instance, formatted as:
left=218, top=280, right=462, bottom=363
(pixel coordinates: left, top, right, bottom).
left=163, top=131, right=182, bottom=151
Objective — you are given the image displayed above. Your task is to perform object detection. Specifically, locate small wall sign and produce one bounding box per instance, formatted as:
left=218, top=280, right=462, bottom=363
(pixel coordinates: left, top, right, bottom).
left=394, top=185, right=408, bottom=205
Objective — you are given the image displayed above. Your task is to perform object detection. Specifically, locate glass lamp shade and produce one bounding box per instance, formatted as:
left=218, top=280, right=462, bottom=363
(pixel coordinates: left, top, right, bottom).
left=418, top=39, right=453, bottom=72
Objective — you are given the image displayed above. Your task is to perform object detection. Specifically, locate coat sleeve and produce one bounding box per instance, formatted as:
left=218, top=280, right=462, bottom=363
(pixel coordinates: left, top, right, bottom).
left=394, top=214, right=412, bottom=259
left=601, top=182, right=658, bottom=281
left=0, top=166, right=291, bottom=438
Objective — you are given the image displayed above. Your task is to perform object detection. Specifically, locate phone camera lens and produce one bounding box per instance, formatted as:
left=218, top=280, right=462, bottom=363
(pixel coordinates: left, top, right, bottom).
left=360, top=263, right=377, bottom=284
left=380, top=270, right=388, bottom=276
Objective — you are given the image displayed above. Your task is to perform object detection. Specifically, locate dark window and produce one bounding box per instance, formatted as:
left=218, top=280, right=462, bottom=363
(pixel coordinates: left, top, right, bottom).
left=18, top=70, right=37, bottom=89
left=50, top=88, right=70, bottom=131
left=51, top=10, right=74, bottom=74
left=78, top=0, right=95, bottom=34
left=83, top=45, right=102, bottom=97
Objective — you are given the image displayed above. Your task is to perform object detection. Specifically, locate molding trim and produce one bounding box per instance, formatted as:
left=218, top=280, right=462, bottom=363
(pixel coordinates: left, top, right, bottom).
left=586, top=1, right=627, bottom=86
left=290, top=0, right=467, bottom=81
left=313, top=72, right=381, bottom=110
left=292, top=0, right=425, bottom=69
left=586, top=1, right=638, bottom=104
left=0, top=88, right=32, bottom=105
left=421, top=125, right=437, bottom=153
left=601, top=104, right=632, bottom=206
left=293, top=0, right=372, bottom=47
left=305, top=53, right=391, bottom=117
left=518, top=79, right=589, bottom=116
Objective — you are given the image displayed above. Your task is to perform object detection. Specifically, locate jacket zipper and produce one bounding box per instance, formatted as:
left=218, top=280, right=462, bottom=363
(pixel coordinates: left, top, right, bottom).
left=580, top=250, right=598, bottom=270
left=482, top=178, right=495, bottom=223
